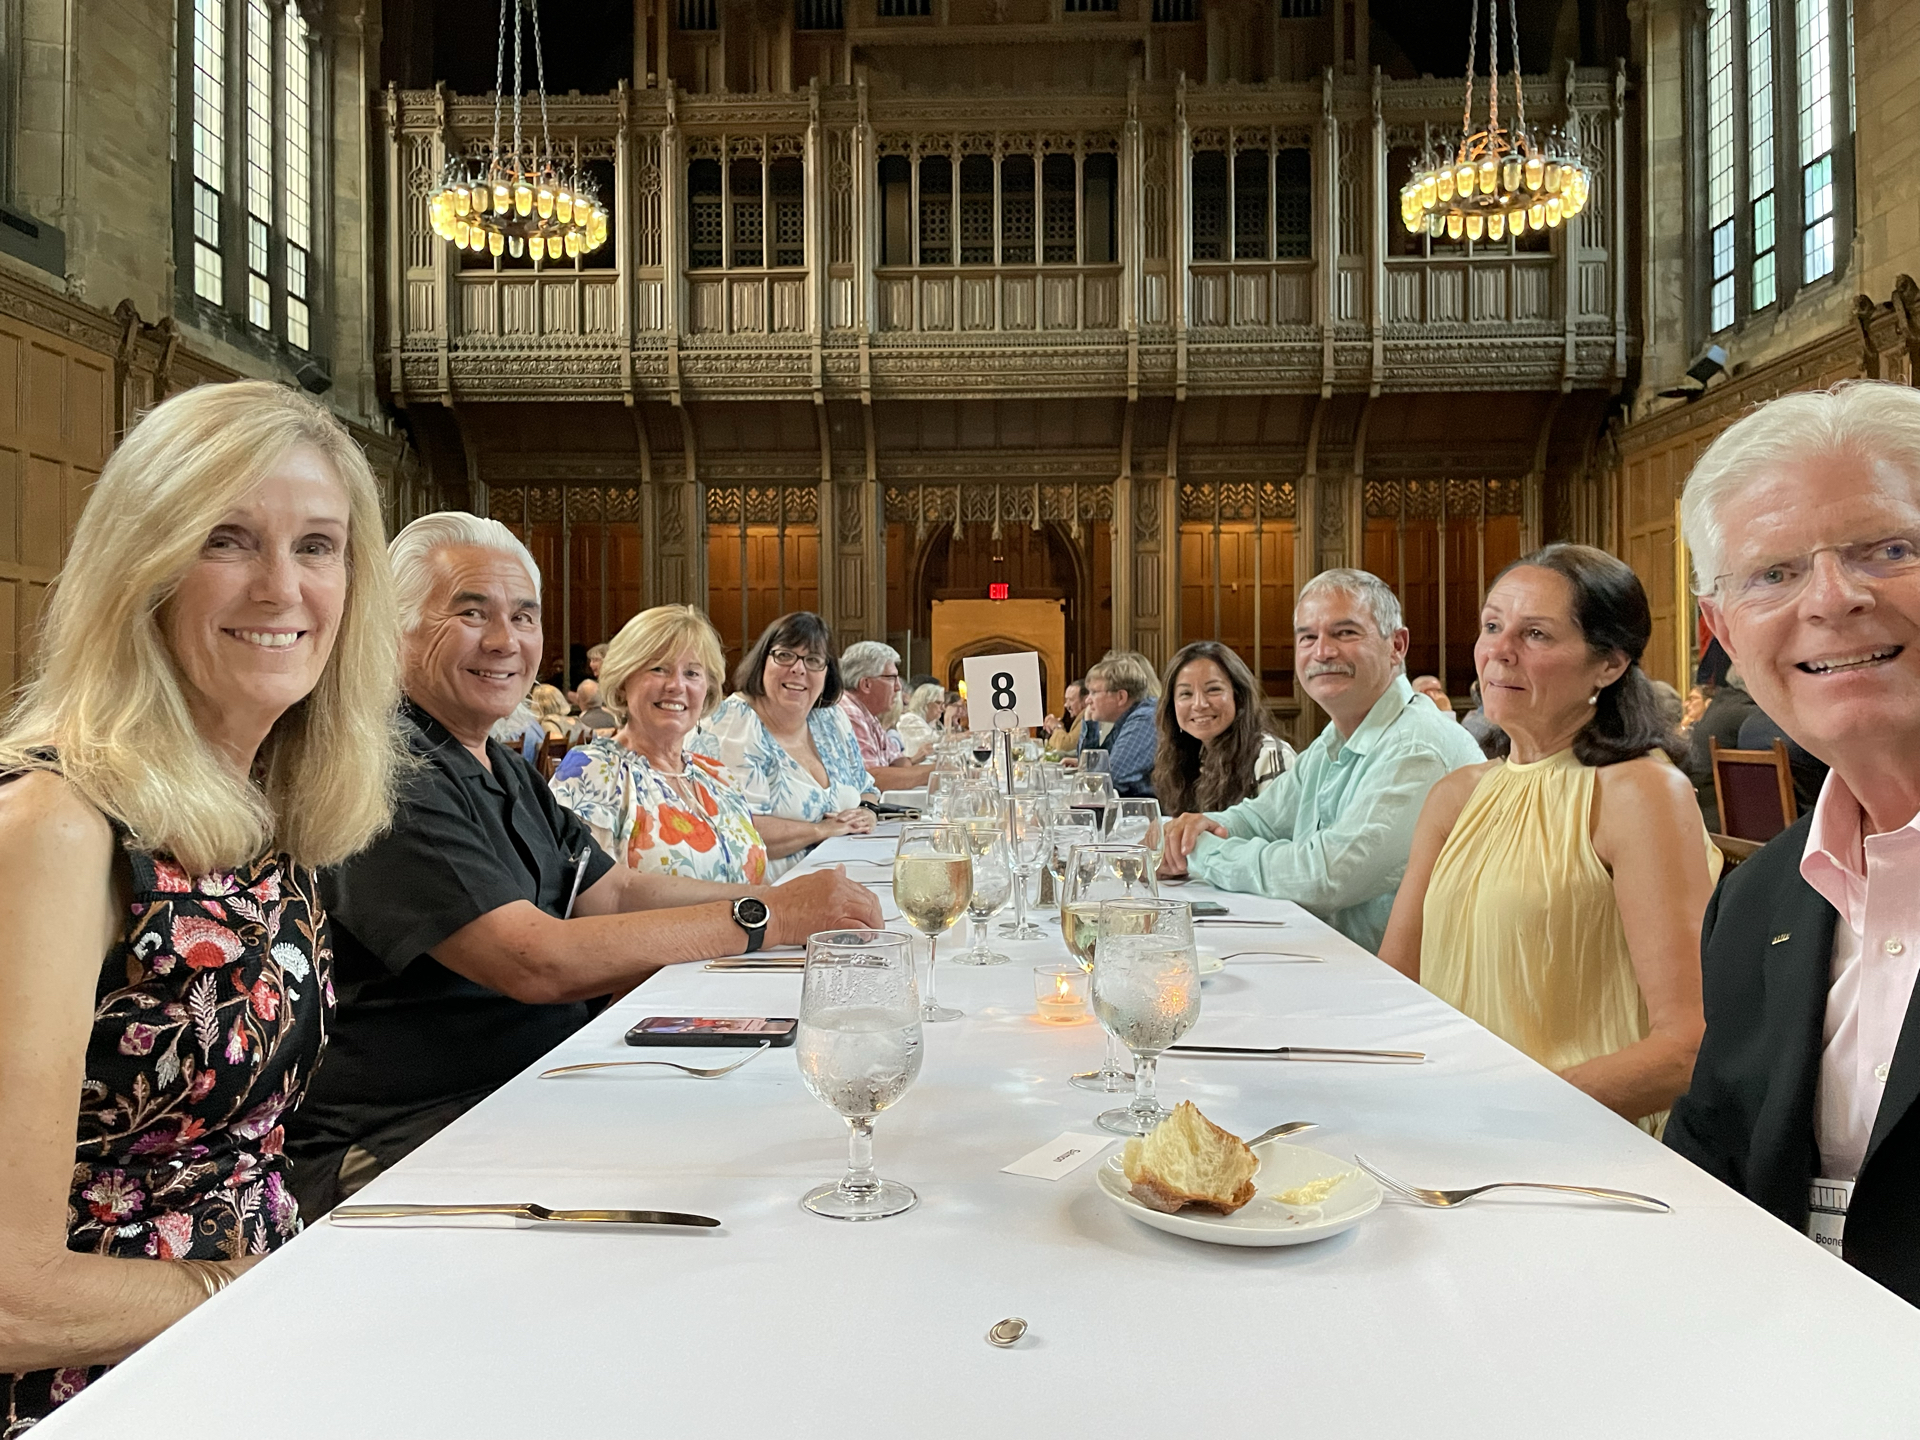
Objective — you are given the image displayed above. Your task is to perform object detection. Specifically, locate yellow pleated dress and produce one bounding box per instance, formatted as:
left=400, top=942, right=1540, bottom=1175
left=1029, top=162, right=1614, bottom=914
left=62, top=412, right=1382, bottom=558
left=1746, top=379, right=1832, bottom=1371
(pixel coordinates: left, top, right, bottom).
left=1419, top=748, right=1718, bottom=1136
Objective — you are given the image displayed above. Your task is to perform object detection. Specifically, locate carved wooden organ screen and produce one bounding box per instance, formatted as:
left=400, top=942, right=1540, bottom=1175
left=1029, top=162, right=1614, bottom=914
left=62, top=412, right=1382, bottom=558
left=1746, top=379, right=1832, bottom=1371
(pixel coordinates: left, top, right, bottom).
left=1176, top=480, right=1299, bottom=698
left=489, top=484, right=645, bottom=689
left=1360, top=478, right=1525, bottom=697
left=705, top=484, right=822, bottom=677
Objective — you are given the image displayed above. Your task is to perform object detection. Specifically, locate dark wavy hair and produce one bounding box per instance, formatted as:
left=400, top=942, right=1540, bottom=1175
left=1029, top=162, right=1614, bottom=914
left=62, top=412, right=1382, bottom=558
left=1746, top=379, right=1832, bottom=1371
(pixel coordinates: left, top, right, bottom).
left=732, top=611, right=844, bottom=709
left=1482, top=544, right=1685, bottom=767
left=1153, top=641, right=1275, bottom=814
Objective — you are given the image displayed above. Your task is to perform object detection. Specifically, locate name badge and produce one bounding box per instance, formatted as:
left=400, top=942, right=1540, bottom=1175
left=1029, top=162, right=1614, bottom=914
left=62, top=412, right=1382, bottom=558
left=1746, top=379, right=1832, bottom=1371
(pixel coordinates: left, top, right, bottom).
left=1807, top=1178, right=1854, bottom=1256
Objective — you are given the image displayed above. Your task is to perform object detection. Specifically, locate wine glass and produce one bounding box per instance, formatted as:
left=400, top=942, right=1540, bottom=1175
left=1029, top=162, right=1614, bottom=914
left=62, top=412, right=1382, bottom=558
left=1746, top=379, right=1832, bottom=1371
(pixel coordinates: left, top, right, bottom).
left=1040, top=807, right=1098, bottom=913
left=893, top=823, right=972, bottom=1023
left=1000, top=793, right=1050, bottom=940
left=955, top=822, right=1013, bottom=965
left=925, top=764, right=967, bottom=820
left=1061, top=843, right=1158, bottom=1093
left=1066, top=771, right=1115, bottom=838
left=1092, top=899, right=1200, bottom=1136
left=797, top=929, right=924, bottom=1220
left=1110, top=797, right=1164, bottom=865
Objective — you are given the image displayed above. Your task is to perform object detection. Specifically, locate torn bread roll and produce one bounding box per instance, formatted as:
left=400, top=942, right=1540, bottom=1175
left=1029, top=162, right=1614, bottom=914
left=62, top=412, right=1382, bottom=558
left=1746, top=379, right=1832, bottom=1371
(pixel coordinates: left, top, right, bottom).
left=1120, top=1100, right=1259, bottom=1215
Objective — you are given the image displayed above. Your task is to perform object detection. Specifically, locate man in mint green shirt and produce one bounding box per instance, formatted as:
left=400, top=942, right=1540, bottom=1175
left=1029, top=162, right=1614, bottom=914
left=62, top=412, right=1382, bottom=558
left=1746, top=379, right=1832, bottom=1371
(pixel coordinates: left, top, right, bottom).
left=1161, top=569, right=1486, bottom=952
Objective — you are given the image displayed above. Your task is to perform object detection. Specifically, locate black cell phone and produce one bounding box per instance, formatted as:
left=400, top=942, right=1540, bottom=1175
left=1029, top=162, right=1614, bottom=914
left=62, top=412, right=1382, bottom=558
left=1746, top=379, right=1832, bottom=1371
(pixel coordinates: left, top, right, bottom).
left=625, top=1016, right=798, bottom=1048
left=1188, top=901, right=1230, bottom=917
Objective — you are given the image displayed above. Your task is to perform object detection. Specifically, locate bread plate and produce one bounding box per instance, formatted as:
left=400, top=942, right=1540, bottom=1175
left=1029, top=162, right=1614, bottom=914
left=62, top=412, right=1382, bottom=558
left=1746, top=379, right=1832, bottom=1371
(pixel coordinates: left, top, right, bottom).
left=1095, top=1140, right=1381, bottom=1247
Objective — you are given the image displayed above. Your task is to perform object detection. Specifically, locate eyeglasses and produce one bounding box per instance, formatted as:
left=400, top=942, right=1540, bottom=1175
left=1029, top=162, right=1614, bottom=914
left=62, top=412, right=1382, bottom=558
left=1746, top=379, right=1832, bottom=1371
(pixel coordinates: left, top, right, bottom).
left=1711, top=537, right=1920, bottom=614
left=768, top=647, right=828, bottom=673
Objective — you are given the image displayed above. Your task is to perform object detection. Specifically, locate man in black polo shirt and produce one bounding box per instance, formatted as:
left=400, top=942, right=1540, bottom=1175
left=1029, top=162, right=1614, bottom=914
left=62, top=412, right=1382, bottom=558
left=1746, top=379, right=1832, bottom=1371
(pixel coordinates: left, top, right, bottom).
left=287, top=514, right=879, bottom=1215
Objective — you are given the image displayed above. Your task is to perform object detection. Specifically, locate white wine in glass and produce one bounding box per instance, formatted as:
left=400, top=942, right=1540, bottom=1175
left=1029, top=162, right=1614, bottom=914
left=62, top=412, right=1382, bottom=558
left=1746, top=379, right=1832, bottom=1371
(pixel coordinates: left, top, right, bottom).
left=893, top=823, right=972, bottom=1023
left=797, top=929, right=923, bottom=1220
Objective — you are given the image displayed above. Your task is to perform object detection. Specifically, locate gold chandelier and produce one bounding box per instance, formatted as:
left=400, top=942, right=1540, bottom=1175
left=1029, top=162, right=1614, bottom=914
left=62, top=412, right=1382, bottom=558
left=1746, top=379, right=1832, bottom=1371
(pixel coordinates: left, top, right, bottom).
left=428, top=0, right=608, bottom=262
left=1399, top=0, right=1591, bottom=244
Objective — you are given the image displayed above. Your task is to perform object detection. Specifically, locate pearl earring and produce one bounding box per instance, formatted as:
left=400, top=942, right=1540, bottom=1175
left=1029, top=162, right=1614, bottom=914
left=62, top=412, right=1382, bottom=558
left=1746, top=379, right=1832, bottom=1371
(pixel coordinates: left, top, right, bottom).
left=1587, top=691, right=1599, bottom=706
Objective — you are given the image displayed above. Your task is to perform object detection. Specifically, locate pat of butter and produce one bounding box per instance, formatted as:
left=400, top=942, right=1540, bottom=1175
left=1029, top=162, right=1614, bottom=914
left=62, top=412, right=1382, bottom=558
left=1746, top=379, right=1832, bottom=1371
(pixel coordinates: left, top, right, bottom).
left=1271, top=1171, right=1353, bottom=1207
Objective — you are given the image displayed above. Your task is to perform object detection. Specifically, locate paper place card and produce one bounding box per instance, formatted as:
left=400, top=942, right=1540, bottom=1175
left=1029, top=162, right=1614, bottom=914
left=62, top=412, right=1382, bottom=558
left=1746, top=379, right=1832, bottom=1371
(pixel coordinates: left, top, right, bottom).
left=1002, top=1132, right=1117, bottom=1181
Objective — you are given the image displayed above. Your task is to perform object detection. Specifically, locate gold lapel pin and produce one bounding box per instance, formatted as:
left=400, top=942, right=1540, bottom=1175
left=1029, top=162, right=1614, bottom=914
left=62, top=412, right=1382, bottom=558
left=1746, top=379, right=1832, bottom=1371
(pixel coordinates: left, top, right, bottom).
left=1770, top=933, right=1792, bottom=945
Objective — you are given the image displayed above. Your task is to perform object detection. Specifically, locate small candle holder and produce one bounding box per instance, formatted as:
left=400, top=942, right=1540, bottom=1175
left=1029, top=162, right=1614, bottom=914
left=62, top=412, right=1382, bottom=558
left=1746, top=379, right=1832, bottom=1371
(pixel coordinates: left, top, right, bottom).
left=1033, top=964, right=1090, bottom=1025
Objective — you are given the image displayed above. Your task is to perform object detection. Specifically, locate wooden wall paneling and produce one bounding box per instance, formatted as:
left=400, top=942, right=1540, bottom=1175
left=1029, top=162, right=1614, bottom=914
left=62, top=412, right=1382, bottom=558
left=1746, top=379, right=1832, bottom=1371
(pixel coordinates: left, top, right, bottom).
left=0, top=316, right=115, bottom=697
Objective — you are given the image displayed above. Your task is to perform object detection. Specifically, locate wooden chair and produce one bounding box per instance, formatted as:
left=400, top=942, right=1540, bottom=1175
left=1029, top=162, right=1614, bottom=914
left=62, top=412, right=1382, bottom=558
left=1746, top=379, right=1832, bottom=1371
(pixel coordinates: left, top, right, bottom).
left=1708, top=736, right=1797, bottom=842
left=537, top=735, right=571, bottom=781
left=1709, top=832, right=1764, bottom=870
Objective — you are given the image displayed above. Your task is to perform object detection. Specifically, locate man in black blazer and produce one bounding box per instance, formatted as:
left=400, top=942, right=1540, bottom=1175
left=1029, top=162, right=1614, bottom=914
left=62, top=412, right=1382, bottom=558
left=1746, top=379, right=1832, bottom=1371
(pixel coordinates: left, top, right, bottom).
left=1664, top=381, right=1920, bottom=1307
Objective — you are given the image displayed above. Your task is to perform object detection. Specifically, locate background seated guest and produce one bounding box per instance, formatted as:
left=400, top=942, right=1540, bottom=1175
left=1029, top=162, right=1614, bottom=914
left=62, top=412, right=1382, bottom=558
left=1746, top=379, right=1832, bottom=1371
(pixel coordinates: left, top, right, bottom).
left=529, top=683, right=587, bottom=746
left=838, top=640, right=934, bottom=785
left=1410, top=674, right=1453, bottom=714
left=689, top=612, right=878, bottom=879
left=1153, top=641, right=1293, bottom=817
left=1044, top=679, right=1087, bottom=754
left=0, top=381, right=406, bottom=1426
left=1379, top=545, right=1716, bottom=1133
left=1079, top=651, right=1160, bottom=796
left=1664, top=381, right=1920, bottom=1304
left=1687, top=666, right=1759, bottom=830
left=895, top=682, right=948, bottom=755
left=551, top=605, right=767, bottom=884
left=1460, top=678, right=1504, bottom=757
left=1649, top=678, right=1686, bottom=733
left=490, top=694, right=543, bottom=764
left=286, top=520, right=878, bottom=1218
left=1161, top=570, right=1483, bottom=950
left=574, top=677, right=617, bottom=734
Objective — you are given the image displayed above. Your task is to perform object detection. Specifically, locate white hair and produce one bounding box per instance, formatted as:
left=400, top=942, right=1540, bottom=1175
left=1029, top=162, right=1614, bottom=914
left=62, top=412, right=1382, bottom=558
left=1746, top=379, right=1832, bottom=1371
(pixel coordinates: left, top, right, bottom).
left=840, top=639, right=901, bottom=689
left=1682, top=381, right=1920, bottom=595
left=389, top=511, right=542, bottom=634
left=1296, top=567, right=1405, bottom=638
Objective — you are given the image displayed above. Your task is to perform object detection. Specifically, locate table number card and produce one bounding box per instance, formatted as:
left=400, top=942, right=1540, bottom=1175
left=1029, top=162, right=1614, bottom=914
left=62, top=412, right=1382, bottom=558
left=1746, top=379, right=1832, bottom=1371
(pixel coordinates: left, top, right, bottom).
left=961, top=651, right=1046, bottom=731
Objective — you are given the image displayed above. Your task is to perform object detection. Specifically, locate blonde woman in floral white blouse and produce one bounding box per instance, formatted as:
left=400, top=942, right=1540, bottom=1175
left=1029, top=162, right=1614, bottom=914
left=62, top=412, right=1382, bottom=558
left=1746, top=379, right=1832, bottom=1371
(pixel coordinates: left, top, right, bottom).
left=551, top=606, right=769, bottom=885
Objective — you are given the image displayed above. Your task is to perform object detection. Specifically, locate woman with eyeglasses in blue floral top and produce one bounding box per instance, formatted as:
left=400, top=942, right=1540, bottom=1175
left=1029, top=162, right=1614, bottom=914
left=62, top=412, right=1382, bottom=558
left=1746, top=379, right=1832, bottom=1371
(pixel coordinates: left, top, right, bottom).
left=689, top=612, right=879, bottom=879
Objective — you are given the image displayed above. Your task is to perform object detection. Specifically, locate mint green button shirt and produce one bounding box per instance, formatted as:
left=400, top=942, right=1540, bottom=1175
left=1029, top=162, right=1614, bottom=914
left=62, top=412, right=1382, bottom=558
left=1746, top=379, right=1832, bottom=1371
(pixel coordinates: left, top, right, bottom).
left=1189, top=675, right=1487, bottom=952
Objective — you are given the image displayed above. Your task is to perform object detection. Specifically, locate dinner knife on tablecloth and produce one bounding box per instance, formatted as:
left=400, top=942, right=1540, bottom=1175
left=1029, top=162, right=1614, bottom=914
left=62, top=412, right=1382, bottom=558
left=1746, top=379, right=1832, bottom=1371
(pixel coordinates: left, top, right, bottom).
left=1169, top=1043, right=1426, bottom=1063
left=330, top=1203, right=721, bottom=1229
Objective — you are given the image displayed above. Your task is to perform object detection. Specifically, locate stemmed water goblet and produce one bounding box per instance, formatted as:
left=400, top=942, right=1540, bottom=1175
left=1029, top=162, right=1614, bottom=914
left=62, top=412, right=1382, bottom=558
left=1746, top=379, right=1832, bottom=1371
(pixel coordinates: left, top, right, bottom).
left=955, top=822, right=1013, bottom=965
left=1091, top=898, right=1200, bottom=1136
left=1066, top=770, right=1115, bottom=838
left=1061, top=842, right=1157, bottom=1093
left=893, top=822, right=972, bottom=1023
left=1109, top=797, right=1165, bottom=866
left=797, top=929, right=924, bottom=1220
left=999, top=793, right=1050, bottom=939
left=924, top=764, right=967, bottom=821
left=1040, top=807, right=1098, bottom=913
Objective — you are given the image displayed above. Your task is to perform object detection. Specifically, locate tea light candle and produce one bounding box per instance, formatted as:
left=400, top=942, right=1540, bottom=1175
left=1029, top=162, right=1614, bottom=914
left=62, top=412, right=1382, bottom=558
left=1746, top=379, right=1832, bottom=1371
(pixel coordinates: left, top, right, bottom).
left=1033, top=965, right=1090, bottom=1024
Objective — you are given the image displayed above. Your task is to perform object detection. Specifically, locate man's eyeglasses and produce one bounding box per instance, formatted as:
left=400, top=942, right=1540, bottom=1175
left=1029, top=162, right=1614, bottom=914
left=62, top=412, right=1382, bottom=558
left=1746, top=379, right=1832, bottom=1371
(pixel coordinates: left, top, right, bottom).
left=1711, top=537, right=1920, bottom=615
left=768, top=646, right=828, bottom=673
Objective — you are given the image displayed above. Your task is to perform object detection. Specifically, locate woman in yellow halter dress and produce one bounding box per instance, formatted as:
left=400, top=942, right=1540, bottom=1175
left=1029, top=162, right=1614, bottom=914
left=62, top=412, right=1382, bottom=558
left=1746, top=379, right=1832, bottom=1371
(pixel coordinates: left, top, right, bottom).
left=1379, top=546, right=1721, bottom=1134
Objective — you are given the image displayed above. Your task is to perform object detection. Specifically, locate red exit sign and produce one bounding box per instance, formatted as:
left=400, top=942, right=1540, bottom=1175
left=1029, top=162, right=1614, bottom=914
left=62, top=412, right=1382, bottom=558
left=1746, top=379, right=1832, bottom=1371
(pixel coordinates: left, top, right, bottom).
left=988, top=583, right=1009, bottom=600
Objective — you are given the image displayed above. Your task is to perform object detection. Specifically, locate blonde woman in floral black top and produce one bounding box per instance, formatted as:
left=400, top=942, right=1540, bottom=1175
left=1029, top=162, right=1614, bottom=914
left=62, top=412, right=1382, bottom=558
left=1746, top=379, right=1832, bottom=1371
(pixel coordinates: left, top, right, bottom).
left=0, top=382, right=405, bottom=1432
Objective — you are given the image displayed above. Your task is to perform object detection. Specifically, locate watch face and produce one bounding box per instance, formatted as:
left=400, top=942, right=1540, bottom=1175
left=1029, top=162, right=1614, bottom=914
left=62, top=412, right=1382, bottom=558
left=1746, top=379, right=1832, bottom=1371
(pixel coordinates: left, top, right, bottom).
left=735, top=897, right=770, bottom=927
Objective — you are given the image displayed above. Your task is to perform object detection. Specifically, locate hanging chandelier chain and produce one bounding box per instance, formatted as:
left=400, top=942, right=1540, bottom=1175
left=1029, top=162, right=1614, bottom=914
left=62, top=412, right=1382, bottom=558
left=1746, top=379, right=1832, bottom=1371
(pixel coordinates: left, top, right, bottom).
left=511, top=0, right=524, bottom=170
left=1507, top=0, right=1527, bottom=141
left=1458, top=0, right=1478, bottom=153
left=1486, top=0, right=1499, bottom=139
left=490, top=0, right=508, bottom=169
left=529, top=0, right=555, bottom=177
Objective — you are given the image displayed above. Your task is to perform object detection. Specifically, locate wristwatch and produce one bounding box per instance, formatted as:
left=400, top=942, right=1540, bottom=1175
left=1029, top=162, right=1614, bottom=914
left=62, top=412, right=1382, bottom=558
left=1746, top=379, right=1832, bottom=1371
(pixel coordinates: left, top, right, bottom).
left=730, top=896, right=771, bottom=953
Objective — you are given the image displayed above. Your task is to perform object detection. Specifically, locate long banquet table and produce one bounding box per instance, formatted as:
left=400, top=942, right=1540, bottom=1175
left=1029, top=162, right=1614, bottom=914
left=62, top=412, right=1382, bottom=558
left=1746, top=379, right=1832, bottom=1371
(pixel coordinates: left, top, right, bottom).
left=38, top=828, right=1920, bottom=1437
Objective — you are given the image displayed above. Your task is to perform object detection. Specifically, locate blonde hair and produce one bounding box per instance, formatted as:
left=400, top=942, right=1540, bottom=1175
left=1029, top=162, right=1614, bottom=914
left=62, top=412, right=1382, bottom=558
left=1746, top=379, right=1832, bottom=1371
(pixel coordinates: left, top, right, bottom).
left=528, top=684, right=570, bottom=720
left=1089, top=650, right=1160, bottom=703
left=0, top=380, right=405, bottom=875
left=600, top=605, right=727, bottom=723
left=1682, top=381, right=1920, bottom=593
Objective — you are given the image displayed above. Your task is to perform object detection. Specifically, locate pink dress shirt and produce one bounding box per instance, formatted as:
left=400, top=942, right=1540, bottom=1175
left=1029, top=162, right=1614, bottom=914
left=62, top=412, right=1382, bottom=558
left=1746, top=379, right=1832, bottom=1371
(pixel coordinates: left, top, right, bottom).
left=838, top=693, right=902, bottom=771
left=1801, top=772, right=1920, bottom=1181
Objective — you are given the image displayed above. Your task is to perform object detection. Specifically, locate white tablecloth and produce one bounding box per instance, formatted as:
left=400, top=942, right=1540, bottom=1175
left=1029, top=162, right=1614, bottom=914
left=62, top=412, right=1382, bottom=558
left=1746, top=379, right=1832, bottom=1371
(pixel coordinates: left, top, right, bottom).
left=38, top=837, right=1920, bottom=1437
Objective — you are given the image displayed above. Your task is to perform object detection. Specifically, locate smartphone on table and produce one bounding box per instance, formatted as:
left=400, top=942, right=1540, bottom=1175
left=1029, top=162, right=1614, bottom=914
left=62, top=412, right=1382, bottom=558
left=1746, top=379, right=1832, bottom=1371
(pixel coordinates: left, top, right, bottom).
left=1188, top=901, right=1230, bottom=917
left=625, top=1016, right=798, bottom=1048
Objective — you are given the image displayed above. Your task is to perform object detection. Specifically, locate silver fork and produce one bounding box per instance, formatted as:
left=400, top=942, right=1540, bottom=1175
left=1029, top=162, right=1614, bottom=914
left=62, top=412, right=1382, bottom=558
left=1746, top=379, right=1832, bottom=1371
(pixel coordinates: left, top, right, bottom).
left=539, top=1042, right=770, bottom=1079
left=1352, top=1154, right=1670, bottom=1212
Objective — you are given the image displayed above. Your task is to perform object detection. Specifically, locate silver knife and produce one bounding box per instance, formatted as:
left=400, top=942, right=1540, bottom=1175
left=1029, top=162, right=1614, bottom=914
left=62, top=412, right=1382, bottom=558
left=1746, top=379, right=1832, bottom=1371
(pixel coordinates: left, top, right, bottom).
left=330, top=1202, right=721, bottom=1228
left=1170, top=1043, right=1426, bottom=1063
